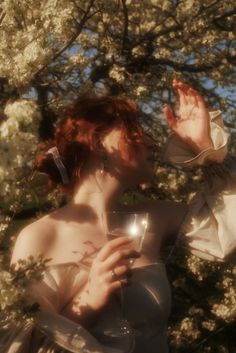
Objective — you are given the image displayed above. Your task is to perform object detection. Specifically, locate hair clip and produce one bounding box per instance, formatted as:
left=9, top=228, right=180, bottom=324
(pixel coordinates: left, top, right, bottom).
left=47, top=146, right=70, bottom=185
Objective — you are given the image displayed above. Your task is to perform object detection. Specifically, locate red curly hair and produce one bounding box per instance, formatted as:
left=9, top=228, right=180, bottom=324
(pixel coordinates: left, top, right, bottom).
left=34, top=95, right=145, bottom=195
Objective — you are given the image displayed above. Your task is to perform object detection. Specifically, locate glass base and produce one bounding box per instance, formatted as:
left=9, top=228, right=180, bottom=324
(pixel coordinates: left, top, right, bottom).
left=103, top=318, right=141, bottom=338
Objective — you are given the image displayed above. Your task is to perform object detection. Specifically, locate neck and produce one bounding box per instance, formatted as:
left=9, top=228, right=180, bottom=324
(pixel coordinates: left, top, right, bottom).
left=67, top=170, right=125, bottom=218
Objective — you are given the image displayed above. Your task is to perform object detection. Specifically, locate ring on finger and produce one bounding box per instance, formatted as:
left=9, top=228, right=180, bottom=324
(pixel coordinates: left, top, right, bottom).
left=119, top=278, right=128, bottom=287
left=110, top=268, right=118, bottom=280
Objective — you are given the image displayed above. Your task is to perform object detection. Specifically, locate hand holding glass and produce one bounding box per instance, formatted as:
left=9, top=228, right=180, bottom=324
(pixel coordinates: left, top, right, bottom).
left=106, top=212, right=148, bottom=265
left=104, top=212, right=149, bottom=338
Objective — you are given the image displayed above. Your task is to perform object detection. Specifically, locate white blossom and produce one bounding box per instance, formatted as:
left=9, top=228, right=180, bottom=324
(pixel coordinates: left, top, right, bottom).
left=0, top=100, right=41, bottom=202
left=109, top=65, right=125, bottom=83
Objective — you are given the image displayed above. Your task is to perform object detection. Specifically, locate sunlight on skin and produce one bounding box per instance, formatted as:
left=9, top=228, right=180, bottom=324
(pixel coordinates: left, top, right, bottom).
left=163, top=79, right=214, bottom=153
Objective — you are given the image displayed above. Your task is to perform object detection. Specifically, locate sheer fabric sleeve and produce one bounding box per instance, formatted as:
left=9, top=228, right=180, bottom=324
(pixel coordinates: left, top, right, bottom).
left=163, top=110, right=236, bottom=261
left=0, top=264, right=123, bottom=353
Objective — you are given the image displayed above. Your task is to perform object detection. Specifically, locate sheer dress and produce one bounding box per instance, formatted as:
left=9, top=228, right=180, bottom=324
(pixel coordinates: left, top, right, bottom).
left=1, top=111, right=236, bottom=353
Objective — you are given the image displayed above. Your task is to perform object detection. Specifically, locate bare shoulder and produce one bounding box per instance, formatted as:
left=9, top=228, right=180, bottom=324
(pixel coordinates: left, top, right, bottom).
left=11, top=215, right=56, bottom=266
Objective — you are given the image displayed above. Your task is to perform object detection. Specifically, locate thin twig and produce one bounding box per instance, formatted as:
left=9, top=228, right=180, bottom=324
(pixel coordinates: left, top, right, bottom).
left=192, top=320, right=235, bottom=352
left=121, top=0, right=129, bottom=55
left=0, top=10, right=6, bottom=26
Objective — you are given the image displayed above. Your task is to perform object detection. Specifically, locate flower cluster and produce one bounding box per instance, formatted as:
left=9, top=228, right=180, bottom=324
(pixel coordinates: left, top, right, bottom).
left=0, top=99, right=41, bottom=205
left=0, top=1, right=235, bottom=351
left=0, top=255, right=49, bottom=323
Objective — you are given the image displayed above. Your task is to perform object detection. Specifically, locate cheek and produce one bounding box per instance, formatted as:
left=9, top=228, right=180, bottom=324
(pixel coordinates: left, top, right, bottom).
left=119, top=141, right=136, bottom=164
left=119, top=141, right=154, bottom=178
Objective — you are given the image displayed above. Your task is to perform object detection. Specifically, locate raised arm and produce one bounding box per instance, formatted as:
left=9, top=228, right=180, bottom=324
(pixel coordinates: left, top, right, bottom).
left=164, top=79, right=214, bottom=154
left=162, top=80, right=236, bottom=261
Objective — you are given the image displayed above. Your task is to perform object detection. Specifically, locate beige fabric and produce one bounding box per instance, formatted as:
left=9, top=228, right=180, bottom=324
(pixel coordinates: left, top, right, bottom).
left=164, top=110, right=236, bottom=261
left=0, top=264, right=120, bottom=353
left=180, top=170, right=236, bottom=261
left=1, top=108, right=235, bottom=351
left=163, top=110, right=229, bottom=167
left=0, top=263, right=171, bottom=353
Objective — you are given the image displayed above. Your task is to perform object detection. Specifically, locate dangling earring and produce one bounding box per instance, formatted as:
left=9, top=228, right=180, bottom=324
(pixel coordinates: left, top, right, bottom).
left=100, top=155, right=108, bottom=174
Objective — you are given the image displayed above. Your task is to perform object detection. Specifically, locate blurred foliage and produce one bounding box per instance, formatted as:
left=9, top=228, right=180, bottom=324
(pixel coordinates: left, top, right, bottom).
left=0, top=255, right=49, bottom=325
left=166, top=248, right=236, bottom=353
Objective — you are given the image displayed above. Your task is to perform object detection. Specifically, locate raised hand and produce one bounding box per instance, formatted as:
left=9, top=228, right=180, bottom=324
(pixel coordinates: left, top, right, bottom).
left=163, top=79, right=214, bottom=153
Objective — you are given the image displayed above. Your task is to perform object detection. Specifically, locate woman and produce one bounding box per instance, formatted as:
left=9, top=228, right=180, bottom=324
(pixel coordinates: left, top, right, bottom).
left=1, top=80, right=236, bottom=353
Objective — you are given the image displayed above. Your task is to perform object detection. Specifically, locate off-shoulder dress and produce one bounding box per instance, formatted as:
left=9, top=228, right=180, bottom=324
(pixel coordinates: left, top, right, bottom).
left=1, top=111, right=235, bottom=353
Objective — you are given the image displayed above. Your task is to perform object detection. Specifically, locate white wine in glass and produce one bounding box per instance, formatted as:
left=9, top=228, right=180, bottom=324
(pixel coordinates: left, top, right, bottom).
left=106, top=212, right=148, bottom=265
left=104, top=212, right=149, bottom=337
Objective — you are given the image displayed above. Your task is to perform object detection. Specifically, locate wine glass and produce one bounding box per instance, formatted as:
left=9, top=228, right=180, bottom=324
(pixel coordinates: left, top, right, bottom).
left=103, top=211, right=149, bottom=338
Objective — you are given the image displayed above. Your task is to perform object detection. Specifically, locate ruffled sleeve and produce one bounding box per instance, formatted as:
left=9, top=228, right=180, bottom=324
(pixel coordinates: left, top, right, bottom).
left=163, top=111, right=236, bottom=261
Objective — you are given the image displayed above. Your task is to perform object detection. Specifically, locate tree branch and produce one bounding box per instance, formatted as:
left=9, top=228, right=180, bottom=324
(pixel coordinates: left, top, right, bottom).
left=34, top=0, right=96, bottom=79
left=0, top=10, right=6, bottom=26
left=226, top=53, right=236, bottom=65
left=213, top=8, right=236, bottom=31
left=126, top=56, right=223, bottom=74
left=214, top=8, right=236, bottom=21
left=192, top=320, right=236, bottom=352
left=121, top=0, right=129, bottom=55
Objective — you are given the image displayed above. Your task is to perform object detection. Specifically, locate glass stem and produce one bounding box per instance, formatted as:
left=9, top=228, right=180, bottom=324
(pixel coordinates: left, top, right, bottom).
left=120, top=286, right=125, bottom=318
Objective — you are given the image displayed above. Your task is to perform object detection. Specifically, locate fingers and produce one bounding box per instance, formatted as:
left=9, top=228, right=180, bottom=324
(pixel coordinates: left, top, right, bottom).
left=187, top=89, right=198, bottom=106
left=177, top=88, right=186, bottom=106
left=100, top=265, right=132, bottom=296
left=113, top=264, right=130, bottom=278
left=173, top=79, right=189, bottom=92
left=108, top=268, right=132, bottom=292
left=102, top=249, right=140, bottom=272
left=173, top=79, right=205, bottom=108
left=106, top=264, right=131, bottom=282
left=195, top=92, right=206, bottom=109
left=97, top=236, right=132, bottom=262
left=163, top=104, right=177, bottom=129
left=109, top=278, right=129, bottom=292
left=174, top=81, right=196, bottom=105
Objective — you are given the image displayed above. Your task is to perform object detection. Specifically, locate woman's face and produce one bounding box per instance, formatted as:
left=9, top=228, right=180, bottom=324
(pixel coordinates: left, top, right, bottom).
left=102, top=128, right=157, bottom=185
